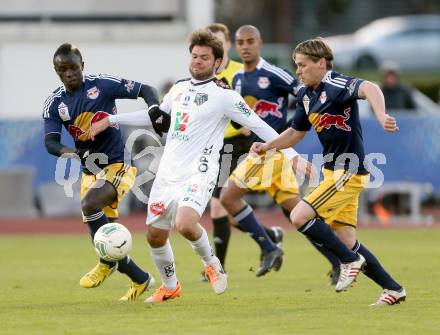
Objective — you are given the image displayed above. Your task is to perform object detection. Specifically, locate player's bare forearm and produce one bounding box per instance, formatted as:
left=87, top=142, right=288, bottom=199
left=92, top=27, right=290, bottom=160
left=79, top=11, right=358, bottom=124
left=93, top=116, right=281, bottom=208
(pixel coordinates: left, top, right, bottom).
left=88, top=117, right=110, bottom=141
left=359, top=81, right=386, bottom=119
left=267, top=128, right=305, bottom=151
left=359, top=81, right=399, bottom=132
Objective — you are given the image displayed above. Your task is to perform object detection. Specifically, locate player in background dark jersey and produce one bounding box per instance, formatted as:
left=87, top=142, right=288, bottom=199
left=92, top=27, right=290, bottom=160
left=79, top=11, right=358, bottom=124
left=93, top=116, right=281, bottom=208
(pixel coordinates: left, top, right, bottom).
left=251, top=37, right=406, bottom=305
left=205, top=23, right=285, bottom=276
left=42, top=43, right=158, bottom=301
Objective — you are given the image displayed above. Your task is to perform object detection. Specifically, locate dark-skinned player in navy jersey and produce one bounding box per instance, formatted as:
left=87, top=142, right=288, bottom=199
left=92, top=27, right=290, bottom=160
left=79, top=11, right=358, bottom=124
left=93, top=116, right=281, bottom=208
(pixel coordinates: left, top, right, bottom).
left=251, top=37, right=406, bottom=306
left=203, top=23, right=286, bottom=279
left=42, top=43, right=159, bottom=301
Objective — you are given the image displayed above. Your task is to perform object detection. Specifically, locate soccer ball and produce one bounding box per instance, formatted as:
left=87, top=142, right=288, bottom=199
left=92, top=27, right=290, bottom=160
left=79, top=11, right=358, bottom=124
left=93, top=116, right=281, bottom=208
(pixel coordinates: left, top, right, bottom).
left=93, top=223, right=132, bottom=262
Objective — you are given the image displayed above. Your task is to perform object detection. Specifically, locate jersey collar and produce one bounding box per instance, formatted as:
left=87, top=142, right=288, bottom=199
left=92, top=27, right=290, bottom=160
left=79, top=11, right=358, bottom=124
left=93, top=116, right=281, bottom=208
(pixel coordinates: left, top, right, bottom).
left=190, top=76, right=216, bottom=86
left=321, top=70, right=334, bottom=83
left=256, top=57, right=265, bottom=70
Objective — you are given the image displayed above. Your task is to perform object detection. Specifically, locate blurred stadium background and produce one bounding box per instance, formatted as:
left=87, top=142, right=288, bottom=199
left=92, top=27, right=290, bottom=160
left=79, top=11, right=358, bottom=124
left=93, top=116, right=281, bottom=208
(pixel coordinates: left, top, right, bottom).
left=0, top=0, right=439, bottom=227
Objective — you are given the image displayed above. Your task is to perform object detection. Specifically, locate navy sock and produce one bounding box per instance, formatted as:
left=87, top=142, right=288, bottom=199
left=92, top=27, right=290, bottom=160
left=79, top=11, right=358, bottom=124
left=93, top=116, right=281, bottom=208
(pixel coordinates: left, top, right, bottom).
left=212, top=216, right=231, bottom=269
left=235, top=224, right=245, bottom=232
left=84, top=211, right=115, bottom=267
left=233, top=205, right=276, bottom=252
left=117, top=256, right=150, bottom=284
left=352, top=241, right=402, bottom=291
left=298, top=219, right=357, bottom=263
left=307, top=236, right=340, bottom=270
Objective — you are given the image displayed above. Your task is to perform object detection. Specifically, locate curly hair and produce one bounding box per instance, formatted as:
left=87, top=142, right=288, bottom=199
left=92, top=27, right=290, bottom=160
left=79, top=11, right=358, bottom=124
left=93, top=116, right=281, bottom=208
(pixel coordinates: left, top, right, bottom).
left=189, top=30, right=224, bottom=60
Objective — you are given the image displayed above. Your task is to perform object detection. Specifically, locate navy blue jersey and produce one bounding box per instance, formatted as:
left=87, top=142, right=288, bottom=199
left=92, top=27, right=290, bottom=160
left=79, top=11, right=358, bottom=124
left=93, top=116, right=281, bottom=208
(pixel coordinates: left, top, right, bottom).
left=232, top=58, right=299, bottom=134
left=291, top=71, right=367, bottom=174
left=43, top=74, right=141, bottom=171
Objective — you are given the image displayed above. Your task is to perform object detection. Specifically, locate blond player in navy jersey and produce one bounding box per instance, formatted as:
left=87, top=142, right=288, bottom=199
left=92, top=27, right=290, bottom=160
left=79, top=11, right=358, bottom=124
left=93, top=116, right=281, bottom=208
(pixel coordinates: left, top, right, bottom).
left=220, top=25, right=341, bottom=279
left=252, top=37, right=406, bottom=306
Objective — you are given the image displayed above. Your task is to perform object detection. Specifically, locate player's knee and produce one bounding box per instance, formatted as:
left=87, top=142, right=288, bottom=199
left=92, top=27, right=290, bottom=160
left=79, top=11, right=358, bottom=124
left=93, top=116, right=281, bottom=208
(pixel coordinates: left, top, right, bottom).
left=289, top=211, right=305, bottom=229
left=219, top=192, right=233, bottom=211
left=281, top=207, right=292, bottom=221
left=146, top=230, right=165, bottom=248
left=81, top=197, right=101, bottom=215
left=335, top=229, right=356, bottom=249
left=175, top=220, right=192, bottom=236
left=210, top=197, right=227, bottom=218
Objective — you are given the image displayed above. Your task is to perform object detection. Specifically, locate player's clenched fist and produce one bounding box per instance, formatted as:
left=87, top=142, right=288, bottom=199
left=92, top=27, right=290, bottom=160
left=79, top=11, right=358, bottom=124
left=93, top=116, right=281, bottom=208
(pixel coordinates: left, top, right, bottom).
left=250, top=142, right=268, bottom=156
left=380, top=114, right=399, bottom=132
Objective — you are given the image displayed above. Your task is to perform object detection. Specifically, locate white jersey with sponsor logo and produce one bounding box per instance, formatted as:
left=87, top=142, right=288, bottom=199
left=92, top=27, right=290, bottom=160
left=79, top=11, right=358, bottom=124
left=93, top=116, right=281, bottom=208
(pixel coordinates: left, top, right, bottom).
left=157, top=77, right=297, bottom=182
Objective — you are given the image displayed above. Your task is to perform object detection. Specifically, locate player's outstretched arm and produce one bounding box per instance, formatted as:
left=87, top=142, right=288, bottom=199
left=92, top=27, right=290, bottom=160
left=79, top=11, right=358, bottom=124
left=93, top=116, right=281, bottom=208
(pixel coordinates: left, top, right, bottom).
left=138, top=84, right=160, bottom=107
left=137, top=84, right=171, bottom=136
left=250, top=128, right=306, bottom=155
left=224, top=91, right=315, bottom=177
left=358, top=81, right=399, bottom=132
left=250, top=129, right=316, bottom=179
left=44, top=133, right=93, bottom=163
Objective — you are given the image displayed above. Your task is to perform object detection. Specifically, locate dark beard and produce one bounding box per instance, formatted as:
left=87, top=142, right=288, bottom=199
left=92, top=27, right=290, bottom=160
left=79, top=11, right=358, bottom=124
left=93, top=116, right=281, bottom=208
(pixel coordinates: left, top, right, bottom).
left=190, top=68, right=214, bottom=81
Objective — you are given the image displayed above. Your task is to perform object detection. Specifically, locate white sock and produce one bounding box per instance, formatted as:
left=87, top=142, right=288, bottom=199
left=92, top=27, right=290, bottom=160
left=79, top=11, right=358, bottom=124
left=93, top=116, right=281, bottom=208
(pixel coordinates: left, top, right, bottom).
left=150, top=240, right=178, bottom=289
left=188, top=227, right=215, bottom=266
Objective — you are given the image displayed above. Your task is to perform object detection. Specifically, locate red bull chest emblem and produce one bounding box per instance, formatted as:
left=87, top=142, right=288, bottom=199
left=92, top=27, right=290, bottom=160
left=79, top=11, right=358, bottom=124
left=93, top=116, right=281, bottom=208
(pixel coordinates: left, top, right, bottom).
left=318, top=107, right=351, bottom=131
left=257, top=77, right=270, bottom=89
left=87, top=86, right=100, bottom=100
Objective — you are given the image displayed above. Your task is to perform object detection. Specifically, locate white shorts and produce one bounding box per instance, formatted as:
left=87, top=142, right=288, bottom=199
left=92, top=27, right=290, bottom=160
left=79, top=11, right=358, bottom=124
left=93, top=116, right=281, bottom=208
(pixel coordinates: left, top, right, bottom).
left=146, top=173, right=217, bottom=230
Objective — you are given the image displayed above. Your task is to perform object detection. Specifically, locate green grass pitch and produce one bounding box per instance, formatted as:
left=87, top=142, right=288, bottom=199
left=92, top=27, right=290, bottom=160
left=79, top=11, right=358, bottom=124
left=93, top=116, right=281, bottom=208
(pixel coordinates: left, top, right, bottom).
left=0, top=228, right=439, bottom=334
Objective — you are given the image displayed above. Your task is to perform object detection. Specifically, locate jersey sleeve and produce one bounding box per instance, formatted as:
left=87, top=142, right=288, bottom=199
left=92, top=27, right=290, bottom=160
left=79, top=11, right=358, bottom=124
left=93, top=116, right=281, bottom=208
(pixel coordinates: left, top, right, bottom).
left=332, top=74, right=364, bottom=103
left=42, top=95, right=62, bottom=135
left=98, top=74, right=142, bottom=100
left=158, top=85, right=175, bottom=114
left=272, top=68, right=300, bottom=96
left=290, top=90, right=312, bottom=131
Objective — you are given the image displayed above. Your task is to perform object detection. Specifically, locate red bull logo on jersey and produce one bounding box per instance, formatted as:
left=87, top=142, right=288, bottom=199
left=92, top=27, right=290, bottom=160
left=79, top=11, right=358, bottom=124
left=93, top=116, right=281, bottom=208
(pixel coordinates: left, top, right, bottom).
left=253, top=99, right=282, bottom=118
left=68, top=125, right=85, bottom=140
left=317, top=107, right=352, bottom=132
left=86, top=86, right=100, bottom=100
left=150, top=202, right=165, bottom=216
left=67, top=111, right=118, bottom=141
left=91, top=111, right=109, bottom=124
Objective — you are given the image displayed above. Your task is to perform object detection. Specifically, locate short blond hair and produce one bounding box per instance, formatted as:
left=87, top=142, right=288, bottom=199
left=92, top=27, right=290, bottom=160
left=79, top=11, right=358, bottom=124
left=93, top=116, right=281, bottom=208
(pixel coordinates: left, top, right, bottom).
left=294, top=37, right=334, bottom=70
left=206, top=23, right=231, bottom=42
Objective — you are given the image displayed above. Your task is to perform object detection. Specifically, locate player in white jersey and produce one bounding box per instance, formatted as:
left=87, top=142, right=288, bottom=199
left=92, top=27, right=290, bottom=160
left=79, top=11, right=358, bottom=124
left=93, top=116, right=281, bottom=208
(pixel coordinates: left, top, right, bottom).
left=88, top=30, right=313, bottom=303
